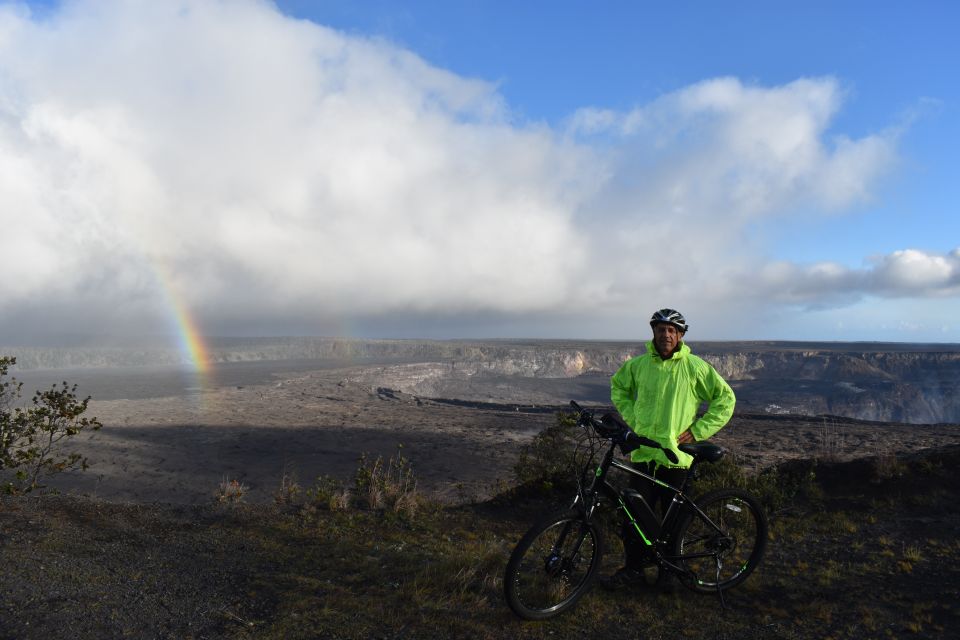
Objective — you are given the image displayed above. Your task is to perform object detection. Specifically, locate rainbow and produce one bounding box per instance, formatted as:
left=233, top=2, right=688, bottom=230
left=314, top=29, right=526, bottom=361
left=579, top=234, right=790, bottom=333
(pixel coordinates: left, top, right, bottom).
left=151, top=261, right=211, bottom=378
left=168, top=294, right=211, bottom=375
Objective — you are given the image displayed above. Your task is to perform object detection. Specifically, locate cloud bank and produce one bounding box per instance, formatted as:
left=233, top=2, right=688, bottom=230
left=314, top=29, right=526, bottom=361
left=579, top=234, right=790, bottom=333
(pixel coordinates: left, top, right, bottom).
left=751, top=249, right=960, bottom=306
left=0, top=0, right=948, bottom=340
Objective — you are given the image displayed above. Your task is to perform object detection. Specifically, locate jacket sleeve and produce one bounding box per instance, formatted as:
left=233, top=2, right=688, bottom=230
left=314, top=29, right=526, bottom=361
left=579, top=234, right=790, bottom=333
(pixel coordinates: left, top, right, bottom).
left=689, top=362, right=735, bottom=441
left=610, top=360, right=637, bottom=428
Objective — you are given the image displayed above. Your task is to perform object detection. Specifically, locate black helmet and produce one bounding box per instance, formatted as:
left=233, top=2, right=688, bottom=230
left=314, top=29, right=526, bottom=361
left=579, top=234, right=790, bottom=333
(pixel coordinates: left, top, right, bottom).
left=649, top=308, right=688, bottom=334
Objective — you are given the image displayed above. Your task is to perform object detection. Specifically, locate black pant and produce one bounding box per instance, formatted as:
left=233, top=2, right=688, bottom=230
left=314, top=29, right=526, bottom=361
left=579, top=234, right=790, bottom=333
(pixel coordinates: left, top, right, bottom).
left=622, top=461, right=687, bottom=569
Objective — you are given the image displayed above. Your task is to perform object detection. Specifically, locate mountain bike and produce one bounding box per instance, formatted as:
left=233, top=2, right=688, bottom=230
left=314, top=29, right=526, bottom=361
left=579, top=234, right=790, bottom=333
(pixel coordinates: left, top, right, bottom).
left=503, top=401, right=767, bottom=620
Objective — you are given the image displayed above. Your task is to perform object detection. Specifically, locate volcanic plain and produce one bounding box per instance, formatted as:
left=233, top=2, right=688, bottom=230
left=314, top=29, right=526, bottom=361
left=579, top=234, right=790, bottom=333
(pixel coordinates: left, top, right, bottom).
left=2, top=340, right=960, bottom=639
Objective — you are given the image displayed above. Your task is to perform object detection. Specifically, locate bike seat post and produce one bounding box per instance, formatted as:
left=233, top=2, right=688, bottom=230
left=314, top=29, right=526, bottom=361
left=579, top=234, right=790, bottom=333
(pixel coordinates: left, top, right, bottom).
left=678, top=458, right=700, bottom=494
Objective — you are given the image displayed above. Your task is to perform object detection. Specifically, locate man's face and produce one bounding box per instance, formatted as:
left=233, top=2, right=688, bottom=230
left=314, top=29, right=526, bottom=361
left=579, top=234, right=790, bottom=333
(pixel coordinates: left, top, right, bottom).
left=652, top=322, right=683, bottom=357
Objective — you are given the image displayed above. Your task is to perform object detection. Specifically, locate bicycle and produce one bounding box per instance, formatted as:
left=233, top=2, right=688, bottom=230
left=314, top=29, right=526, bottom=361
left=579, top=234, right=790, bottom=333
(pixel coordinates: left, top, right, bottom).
left=503, top=401, right=767, bottom=620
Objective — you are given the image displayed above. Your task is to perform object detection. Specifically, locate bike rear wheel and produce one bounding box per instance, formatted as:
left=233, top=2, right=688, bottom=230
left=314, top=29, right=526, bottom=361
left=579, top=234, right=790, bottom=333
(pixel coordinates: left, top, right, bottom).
left=671, top=488, right=767, bottom=593
left=504, top=509, right=604, bottom=620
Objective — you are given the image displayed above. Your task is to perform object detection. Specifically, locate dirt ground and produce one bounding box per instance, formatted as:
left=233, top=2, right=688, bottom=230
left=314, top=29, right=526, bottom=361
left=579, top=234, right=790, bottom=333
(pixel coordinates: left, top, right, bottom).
left=38, top=365, right=960, bottom=505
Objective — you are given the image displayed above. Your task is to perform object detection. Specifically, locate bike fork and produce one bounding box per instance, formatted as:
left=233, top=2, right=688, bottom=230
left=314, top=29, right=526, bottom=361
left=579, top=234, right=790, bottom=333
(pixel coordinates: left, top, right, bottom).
left=548, top=520, right=590, bottom=576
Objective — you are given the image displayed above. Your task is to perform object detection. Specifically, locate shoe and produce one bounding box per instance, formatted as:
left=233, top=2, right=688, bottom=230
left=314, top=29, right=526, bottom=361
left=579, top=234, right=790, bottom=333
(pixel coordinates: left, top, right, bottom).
left=600, top=567, right=645, bottom=591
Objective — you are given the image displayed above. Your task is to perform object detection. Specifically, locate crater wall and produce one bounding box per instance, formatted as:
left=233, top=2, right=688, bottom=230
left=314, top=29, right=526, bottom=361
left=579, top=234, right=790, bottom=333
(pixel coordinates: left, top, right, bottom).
left=4, top=338, right=959, bottom=424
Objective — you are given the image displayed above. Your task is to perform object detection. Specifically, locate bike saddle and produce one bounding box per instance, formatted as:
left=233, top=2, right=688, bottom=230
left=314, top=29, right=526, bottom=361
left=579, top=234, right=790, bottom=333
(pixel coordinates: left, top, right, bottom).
left=678, top=442, right=725, bottom=463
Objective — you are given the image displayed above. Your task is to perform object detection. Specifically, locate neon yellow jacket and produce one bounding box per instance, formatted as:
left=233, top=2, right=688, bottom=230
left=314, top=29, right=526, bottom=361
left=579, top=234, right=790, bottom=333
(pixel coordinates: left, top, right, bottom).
left=610, top=341, right=735, bottom=468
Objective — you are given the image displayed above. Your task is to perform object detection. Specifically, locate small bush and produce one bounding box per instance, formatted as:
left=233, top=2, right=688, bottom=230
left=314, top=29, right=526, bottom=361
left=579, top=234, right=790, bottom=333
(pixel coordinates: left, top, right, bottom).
left=512, top=411, right=579, bottom=487
left=306, top=475, right=352, bottom=512
left=513, top=411, right=821, bottom=515
left=1, top=356, right=102, bottom=494
left=273, top=466, right=301, bottom=506
left=305, top=447, right=422, bottom=516
left=873, top=449, right=907, bottom=481
left=902, top=544, right=923, bottom=563
left=693, top=453, right=820, bottom=513
left=353, top=448, right=421, bottom=516
left=215, top=478, right=249, bottom=504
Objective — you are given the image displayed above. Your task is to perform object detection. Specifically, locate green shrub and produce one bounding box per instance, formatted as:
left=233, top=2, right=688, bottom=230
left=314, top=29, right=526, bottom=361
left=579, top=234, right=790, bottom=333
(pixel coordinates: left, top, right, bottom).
left=1, top=356, right=102, bottom=494
left=306, top=475, right=352, bottom=511
left=693, top=453, right=821, bottom=513
left=511, top=411, right=823, bottom=515
left=512, top=410, right=579, bottom=488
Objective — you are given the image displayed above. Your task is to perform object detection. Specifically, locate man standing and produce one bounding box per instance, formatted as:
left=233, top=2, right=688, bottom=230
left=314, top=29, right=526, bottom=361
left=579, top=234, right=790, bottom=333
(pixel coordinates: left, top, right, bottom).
left=602, top=308, right=736, bottom=589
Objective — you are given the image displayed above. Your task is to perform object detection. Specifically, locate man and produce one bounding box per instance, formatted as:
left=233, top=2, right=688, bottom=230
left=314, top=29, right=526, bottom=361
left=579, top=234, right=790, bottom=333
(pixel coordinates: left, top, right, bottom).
left=601, top=308, right=736, bottom=589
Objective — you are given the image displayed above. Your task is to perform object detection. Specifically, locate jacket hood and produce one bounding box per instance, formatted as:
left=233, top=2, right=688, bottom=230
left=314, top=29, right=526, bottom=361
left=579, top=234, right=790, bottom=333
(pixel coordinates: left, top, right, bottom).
left=645, top=340, right=689, bottom=360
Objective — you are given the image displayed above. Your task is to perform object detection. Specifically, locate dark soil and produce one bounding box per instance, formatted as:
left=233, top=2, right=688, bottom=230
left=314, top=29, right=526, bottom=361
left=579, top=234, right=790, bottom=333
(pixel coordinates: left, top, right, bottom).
left=2, top=443, right=958, bottom=639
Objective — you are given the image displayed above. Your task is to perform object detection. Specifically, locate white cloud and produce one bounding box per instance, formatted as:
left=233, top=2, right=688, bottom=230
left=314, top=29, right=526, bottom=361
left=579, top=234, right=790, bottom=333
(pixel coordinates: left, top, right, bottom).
left=569, top=76, right=896, bottom=219
left=870, top=248, right=960, bottom=294
left=0, top=0, right=602, bottom=337
left=0, top=1, right=932, bottom=341
left=564, top=76, right=900, bottom=323
left=729, top=248, right=960, bottom=308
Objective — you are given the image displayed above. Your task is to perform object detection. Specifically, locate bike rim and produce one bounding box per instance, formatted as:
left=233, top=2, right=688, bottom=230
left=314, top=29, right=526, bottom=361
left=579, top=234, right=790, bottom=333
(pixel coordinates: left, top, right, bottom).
left=680, top=496, right=758, bottom=587
left=512, top=518, right=598, bottom=614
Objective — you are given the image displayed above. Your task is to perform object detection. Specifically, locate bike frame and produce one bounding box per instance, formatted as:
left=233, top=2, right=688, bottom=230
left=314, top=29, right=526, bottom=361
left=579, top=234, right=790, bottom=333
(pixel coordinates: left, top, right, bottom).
left=571, top=437, right=730, bottom=575
left=504, top=408, right=767, bottom=620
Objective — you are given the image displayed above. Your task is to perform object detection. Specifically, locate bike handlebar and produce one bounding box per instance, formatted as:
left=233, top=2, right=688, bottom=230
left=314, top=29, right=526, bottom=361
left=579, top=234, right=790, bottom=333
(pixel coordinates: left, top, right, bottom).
left=569, top=400, right=679, bottom=465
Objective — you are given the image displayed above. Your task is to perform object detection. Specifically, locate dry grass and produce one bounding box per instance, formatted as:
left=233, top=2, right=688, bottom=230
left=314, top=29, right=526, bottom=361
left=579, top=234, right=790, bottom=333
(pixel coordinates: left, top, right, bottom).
left=271, top=465, right=301, bottom=506
left=214, top=477, right=249, bottom=504
left=874, top=447, right=908, bottom=480
left=817, top=416, right=847, bottom=460
left=299, top=448, right=421, bottom=516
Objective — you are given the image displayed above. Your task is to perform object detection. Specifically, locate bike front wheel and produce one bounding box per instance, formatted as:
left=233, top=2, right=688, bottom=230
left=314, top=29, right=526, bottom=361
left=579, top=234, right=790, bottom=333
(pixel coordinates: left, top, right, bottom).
left=503, top=509, right=604, bottom=620
left=671, top=488, right=767, bottom=594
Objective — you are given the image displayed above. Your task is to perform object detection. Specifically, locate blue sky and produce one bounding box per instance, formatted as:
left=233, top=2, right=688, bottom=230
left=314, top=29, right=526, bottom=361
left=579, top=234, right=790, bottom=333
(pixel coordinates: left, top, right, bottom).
left=1, top=0, right=957, bottom=343
left=282, top=0, right=956, bottom=263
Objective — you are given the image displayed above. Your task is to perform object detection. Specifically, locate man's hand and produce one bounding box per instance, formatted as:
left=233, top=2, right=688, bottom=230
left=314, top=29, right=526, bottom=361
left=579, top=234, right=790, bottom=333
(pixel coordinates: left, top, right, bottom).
left=677, top=429, right=696, bottom=445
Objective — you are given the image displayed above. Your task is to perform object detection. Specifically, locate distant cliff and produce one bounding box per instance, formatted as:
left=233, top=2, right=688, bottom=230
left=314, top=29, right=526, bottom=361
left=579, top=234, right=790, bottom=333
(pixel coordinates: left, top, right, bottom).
left=3, top=338, right=959, bottom=424
left=337, top=340, right=960, bottom=425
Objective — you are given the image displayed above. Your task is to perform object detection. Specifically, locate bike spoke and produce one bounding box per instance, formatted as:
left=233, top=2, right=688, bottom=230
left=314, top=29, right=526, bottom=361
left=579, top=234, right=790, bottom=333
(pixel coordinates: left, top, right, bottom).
left=508, top=516, right=600, bottom=617
left=677, top=492, right=764, bottom=591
